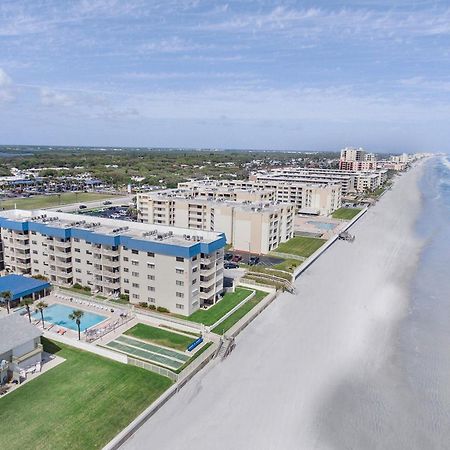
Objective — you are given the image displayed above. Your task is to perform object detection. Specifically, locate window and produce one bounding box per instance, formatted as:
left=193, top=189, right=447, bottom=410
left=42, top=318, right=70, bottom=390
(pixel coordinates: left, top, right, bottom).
left=75, top=258, right=81, bottom=263
left=148, top=297, right=156, bottom=303
left=176, top=292, right=184, bottom=298
left=32, top=240, right=37, bottom=245
left=75, top=248, right=81, bottom=253
left=123, top=256, right=129, bottom=262
left=192, top=256, right=197, bottom=261
left=147, top=263, right=155, bottom=269
left=73, top=238, right=80, bottom=242
left=192, top=279, right=197, bottom=285
left=147, top=252, right=154, bottom=257
left=176, top=268, right=184, bottom=274
left=192, top=267, right=198, bottom=273
left=176, top=304, right=184, bottom=310
left=132, top=260, right=139, bottom=266
left=33, top=250, right=38, bottom=254
left=147, top=274, right=155, bottom=280
left=132, top=249, right=139, bottom=255
left=123, top=267, right=129, bottom=273
left=132, top=283, right=139, bottom=288
left=176, top=280, right=184, bottom=286
left=132, top=271, right=139, bottom=277
left=176, top=256, right=184, bottom=262
left=147, top=286, right=155, bottom=291
left=76, top=268, right=81, bottom=273
left=124, top=278, right=129, bottom=283
left=132, top=293, right=140, bottom=299
left=86, top=250, right=92, bottom=255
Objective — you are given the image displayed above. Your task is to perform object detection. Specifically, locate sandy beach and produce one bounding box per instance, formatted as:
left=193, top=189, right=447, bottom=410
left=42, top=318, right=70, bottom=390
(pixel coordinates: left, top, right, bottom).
left=122, top=163, right=425, bottom=450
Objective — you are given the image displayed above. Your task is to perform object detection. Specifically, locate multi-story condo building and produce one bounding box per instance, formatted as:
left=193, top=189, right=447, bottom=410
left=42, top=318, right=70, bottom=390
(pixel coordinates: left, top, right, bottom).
left=0, top=209, right=226, bottom=315
left=137, top=189, right=294, bottom=254
left=249, top=167, right=387, bottom=196
left=179, top=179, right=341, bottom=215
left=339, top=147, right=377, bottom=171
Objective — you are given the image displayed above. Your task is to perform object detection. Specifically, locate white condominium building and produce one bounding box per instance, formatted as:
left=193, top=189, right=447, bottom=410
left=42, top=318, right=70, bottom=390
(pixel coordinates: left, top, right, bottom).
left=339, top=147, right=377, bottom=171
left=137, top=189, right=294, bottom=254
left=0, top=209, right=226, bottom=315
left=179, top=178, right=341, bottom=215
left=250, top=167, right=387, bottom=195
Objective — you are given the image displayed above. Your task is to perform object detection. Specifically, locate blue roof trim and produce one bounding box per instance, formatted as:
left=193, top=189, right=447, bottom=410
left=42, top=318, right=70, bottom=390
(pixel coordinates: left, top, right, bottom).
left=0, top=219, right=226, bottom=258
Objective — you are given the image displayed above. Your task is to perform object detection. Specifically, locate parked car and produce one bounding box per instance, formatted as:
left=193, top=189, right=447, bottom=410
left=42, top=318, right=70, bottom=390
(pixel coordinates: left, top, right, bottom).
left=232, top=254, right=242, bottom=262
left=249, top=256, right=260, bottom=266
left=103, top=200, right=112, bottom=205
left=224, top=262, right=239, bottom=269
left=224, top=253, right=233, bottom=261
left=79, top=204, right=87, bottom=209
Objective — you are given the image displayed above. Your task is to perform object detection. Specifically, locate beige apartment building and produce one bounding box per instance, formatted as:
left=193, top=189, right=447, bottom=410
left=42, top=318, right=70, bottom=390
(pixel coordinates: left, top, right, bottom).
left=137, top=189, right=294, bottom=254
left=179, top=178, right=341, bottom=215
left=0, top=209, right=226, bottom=315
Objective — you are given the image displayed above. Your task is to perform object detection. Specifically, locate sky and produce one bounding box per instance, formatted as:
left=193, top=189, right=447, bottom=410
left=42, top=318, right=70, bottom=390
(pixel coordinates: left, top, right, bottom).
left=1, top=0, right=450, bottom=152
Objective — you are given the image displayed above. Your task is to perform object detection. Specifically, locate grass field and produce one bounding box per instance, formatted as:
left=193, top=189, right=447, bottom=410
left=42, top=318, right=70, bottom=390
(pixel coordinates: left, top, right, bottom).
left=124, top=323, right=195, bottom=352
left=185, top=287, right=253, bottom=326
left=273, top=259, right=302, bottom=273
left=331, top=207, right=362, bottom=220
left=212, top=290, right=267, bottom=334
left=0, top=338, right=172, bottom=450
left=0, top=192, right=117, bottom=210
left=274, top=236, right=327, bottom=258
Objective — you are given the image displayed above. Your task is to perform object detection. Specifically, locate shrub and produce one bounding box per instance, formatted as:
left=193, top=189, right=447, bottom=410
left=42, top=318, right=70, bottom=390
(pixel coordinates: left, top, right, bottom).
left=73, top=283, right=82, bottom=289
left=119, top=294, right=129, bottom=302
left=138, top=302, right=148, bottom=308
left=156, top=306, right=170, bottom=313
left=148, top=304, right=156, bottom=310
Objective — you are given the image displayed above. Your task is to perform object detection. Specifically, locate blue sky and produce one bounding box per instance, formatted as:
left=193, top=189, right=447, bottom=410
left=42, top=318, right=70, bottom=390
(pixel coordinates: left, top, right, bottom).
left=1, top=0, right=450, bottom=152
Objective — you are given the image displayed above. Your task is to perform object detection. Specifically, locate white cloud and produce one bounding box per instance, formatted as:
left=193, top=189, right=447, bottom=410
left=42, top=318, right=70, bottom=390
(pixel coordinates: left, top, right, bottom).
left=0, top=68, right=14, bottom=102
left=40, top=87, right=74, bottom=107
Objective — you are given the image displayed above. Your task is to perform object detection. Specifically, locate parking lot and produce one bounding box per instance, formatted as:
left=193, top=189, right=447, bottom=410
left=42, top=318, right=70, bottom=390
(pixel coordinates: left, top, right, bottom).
left=80, top=206, right=137, bottom=221
left=224, top=251, right=285, bottom=268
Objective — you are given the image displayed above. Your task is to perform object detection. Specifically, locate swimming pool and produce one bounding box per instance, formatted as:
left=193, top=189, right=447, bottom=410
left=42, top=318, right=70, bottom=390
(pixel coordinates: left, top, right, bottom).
left=33, top=303, right=107, bottom=331
left=307, top=221, right=337, bottom=231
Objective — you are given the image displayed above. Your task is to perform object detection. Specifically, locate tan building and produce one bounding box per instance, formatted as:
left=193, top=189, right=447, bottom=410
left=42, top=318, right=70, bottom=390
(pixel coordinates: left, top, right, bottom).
left=179, top=178, right=341, bottom=215
left=0, top=209, right=226, bottom=315
left=137, top=190, right=294, bottom=254
left=339, top=147, right=377, bottom=171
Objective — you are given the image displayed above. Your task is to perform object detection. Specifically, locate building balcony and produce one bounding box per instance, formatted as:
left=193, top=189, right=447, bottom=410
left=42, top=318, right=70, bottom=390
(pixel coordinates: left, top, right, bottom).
left=102, top=248, right=120, bottom=257
left=54, top=240, right=71, bottom=248
left=13, top=242, right=30, bottom=250
left=54, top=248, right=71, bottom=257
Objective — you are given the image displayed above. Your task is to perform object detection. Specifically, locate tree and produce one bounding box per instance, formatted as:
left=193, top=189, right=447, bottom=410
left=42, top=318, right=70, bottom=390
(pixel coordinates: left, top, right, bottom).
left=1, top=291, right=12, bottom=314
left=23, top=298, right=34, bottom=323
left=35, top=301, right=48, bottom=328
left=69, top=310, right=84, bottom=341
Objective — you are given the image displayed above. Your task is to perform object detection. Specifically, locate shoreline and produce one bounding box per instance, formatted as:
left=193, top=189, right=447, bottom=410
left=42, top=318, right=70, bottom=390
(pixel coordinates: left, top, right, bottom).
left=121, top=162, right=426, bottom=450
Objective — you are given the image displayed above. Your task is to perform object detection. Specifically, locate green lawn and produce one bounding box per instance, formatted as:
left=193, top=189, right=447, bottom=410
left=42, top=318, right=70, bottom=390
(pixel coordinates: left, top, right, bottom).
left=185, top=287, right=253, bottom=326
left=0, top=192, right=117, bottom=210
left=212, top=290, right=268, bottom=334
left=331, top=207, right=362, bottom=220
left=273, top=259, right=301, bottom=273
left=0, top=338, right=172, bottom=450
left=124, top=323, right=195, bottom=352
left=274, top=236, right=327, bottom=258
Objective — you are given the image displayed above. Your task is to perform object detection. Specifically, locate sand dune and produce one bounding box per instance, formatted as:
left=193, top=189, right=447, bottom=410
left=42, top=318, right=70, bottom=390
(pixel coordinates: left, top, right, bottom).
left=123, top=164, right=424, bottom=450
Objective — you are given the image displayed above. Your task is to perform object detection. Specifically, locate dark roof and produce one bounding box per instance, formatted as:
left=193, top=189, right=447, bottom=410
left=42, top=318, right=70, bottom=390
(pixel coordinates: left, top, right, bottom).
left=0, top=314, right=42, bottom=355
left=0, top=274, right=51, bottom=301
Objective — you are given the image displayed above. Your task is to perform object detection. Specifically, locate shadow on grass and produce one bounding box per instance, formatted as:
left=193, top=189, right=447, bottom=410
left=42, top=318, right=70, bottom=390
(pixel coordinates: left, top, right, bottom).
left=42, top=337, right=62, bottom=355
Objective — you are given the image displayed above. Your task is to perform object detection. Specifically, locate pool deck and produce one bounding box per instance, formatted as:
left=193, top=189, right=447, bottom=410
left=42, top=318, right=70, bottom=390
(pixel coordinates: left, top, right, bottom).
left=31, top=293, right=133, bottom=343
left=294, top=216, right=347, bottom=239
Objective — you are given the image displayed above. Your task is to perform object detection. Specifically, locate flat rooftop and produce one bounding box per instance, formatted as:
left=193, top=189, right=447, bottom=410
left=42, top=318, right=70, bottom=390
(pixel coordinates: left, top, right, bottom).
left=0, top=274, right=51, bottom=301
left=0, top=209, right=223, bottom=247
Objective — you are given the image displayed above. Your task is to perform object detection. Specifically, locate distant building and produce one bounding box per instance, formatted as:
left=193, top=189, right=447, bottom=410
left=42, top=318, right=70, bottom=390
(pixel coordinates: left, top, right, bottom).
left=339, top=147, right=377, bottom=171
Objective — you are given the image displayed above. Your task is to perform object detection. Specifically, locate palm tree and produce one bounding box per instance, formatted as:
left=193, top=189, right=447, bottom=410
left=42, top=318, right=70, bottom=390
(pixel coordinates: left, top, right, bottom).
left=35, top=301, right=48, bottom=328
left=1, top=291, right=12, bottom=314
left=23, top=298, right=34, bottom=323
left=69, top=310, right=84, bottom=340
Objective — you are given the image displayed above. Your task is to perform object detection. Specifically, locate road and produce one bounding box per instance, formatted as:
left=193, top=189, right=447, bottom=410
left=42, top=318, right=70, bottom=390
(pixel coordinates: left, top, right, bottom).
left=45, top=196, right=133, bottom=212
